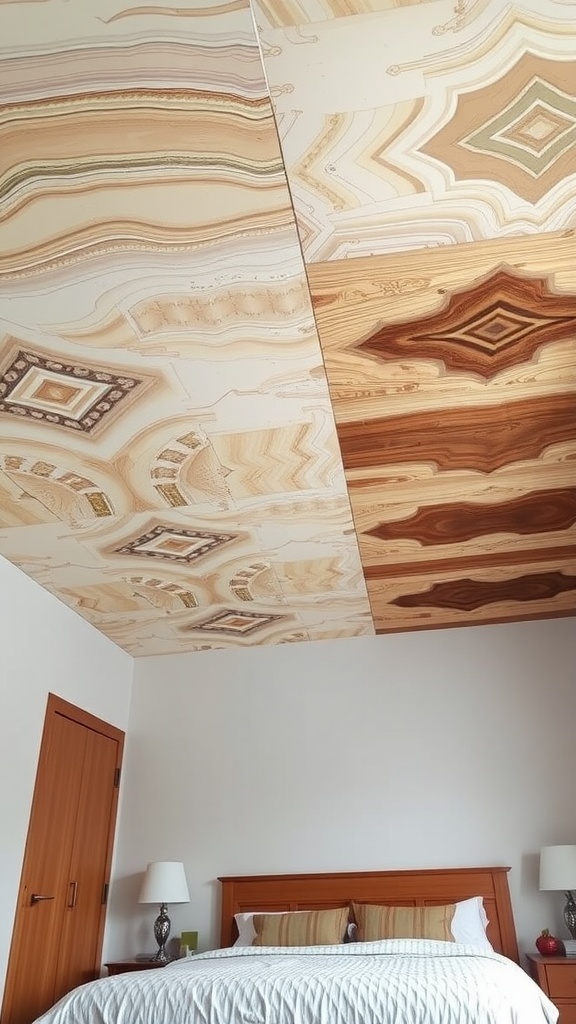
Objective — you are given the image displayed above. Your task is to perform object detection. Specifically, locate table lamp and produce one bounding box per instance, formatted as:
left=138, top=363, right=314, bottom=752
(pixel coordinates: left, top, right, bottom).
left=138, top=861, right=190, bottom=961
left=539, top=845, right=576, bottom=939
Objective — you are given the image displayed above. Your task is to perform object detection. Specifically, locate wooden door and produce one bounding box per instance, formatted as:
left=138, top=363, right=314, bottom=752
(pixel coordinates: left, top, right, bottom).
left=1, top=694, right=124, bottom=1024
left=52, top=728, right=120, bottom=1004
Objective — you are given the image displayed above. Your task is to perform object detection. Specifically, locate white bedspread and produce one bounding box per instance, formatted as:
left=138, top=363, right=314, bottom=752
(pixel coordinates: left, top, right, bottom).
left=35, top=940, right=559, bottom=1024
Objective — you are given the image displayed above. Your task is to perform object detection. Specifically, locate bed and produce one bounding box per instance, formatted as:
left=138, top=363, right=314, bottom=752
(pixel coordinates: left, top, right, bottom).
left=34, top=866, right=558, bottom=1024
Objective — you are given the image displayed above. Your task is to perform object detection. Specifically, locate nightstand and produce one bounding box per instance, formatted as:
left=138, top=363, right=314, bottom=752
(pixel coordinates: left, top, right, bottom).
left=105, top=958, right=174, bottom=976
left=526, top=953, right=576, bottom=1024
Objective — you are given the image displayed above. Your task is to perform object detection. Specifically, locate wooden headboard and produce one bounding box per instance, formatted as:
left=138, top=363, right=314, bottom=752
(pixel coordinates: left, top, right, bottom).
left=218, top=866, right=519, bottom=962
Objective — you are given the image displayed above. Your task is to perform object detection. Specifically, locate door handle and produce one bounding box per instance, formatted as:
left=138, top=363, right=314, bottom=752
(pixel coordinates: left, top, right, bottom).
left=68, top=881, right=78, bottom=909
left=30, top=894, right=55, bottom=905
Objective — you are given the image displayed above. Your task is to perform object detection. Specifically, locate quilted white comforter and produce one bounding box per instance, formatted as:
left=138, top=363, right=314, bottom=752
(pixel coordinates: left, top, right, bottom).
left=36, top=940, right=559, bottom=1024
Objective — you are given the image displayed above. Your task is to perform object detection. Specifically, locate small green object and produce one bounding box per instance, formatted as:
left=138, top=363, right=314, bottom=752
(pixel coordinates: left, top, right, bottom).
left=181, top=931, right=198, bottom=951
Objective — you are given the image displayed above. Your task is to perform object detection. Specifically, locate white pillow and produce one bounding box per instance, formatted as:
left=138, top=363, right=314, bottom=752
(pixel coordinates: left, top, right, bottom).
left=233, top=911, right=355, bottom=947
left=234, top=911, right=303, bottom=947
left=451, top=896, right=493, bottom=950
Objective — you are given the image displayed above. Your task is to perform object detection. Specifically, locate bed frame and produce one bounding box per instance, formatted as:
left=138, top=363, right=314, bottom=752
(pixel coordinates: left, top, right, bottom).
left=218, top=866, right=519, bottom=962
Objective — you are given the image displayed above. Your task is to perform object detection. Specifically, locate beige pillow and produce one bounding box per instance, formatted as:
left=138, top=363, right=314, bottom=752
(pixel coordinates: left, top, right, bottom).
left=352, top=902, right=455, bottom=942
left=252, top=907, right=349, bottom=946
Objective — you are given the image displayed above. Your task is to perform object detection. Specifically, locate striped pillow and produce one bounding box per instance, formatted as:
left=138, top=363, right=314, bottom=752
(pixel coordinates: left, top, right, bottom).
left=352, top=902, right=455, bottom=942
left=252, top=907, right=349, bottom=947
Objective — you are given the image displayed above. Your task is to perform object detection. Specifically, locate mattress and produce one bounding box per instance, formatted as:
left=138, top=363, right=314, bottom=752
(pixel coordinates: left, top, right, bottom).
left=35, top=939, right=559, bottom=1024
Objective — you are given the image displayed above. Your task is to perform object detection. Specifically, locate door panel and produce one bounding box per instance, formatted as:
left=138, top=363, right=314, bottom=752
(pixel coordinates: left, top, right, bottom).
left=53, top=729, right=120, bottom=1003
left=2, top=695, right=124, bottom=1024
left=2, top=714, right=87, bottom=1024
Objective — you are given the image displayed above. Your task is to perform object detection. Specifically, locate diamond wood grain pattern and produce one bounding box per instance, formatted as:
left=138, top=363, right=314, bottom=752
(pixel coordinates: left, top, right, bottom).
left=357, top=270, right=576, bottom=380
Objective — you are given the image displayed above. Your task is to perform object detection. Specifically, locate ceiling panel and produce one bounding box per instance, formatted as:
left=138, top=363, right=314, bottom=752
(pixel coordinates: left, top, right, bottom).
left=254, top=0, right=576, bottom=259
left=257, top=0, right=576, bottom=634
left=0, top=0, right=373, bottom=655
left=255, top=0, right=431, bottom=28
left=307, top=233, right=576, bottom=632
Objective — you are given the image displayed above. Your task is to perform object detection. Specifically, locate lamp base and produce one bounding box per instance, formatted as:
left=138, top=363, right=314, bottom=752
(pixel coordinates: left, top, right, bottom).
left=565, top=893, right=576, bottom=940
left=152, top=902, right=171, bottom=961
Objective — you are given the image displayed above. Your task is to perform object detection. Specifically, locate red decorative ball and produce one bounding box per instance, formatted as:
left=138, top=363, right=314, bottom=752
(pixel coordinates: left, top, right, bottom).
left=536, top=929, right=562, bottom=956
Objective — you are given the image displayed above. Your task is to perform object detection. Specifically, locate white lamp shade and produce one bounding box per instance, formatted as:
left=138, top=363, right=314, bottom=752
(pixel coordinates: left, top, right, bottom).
left=540, top=846, right=576, bottom=891
left=138, top=861, right=190, bottom=904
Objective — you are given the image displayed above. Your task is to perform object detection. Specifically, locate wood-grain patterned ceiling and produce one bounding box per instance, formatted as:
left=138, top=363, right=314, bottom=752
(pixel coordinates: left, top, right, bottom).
left=0, top=0, right=574, bottom=655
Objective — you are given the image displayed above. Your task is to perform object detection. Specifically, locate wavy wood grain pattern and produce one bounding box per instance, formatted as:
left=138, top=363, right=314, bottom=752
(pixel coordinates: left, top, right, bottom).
left=364, top=546, right=576, bottom=579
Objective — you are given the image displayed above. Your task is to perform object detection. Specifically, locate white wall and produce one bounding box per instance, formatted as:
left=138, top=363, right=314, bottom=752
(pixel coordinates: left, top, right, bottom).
left=107, top=616, right=576, bottom=962
left=0, top=556, right=134, bottom=1002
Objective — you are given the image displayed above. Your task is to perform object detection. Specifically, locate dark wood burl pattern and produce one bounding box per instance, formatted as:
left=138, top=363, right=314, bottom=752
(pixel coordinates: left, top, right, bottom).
left=392, top=573, right=576, bottom=612
left=338, top=395, right=575, bottom=473
left=366, top=488, right=576, bottom=546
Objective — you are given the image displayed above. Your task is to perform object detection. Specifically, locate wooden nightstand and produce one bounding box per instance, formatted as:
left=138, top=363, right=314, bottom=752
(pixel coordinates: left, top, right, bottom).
left=105, top=958, right=174, bottom=976
left=527, top=953, right=576, bottom=1024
